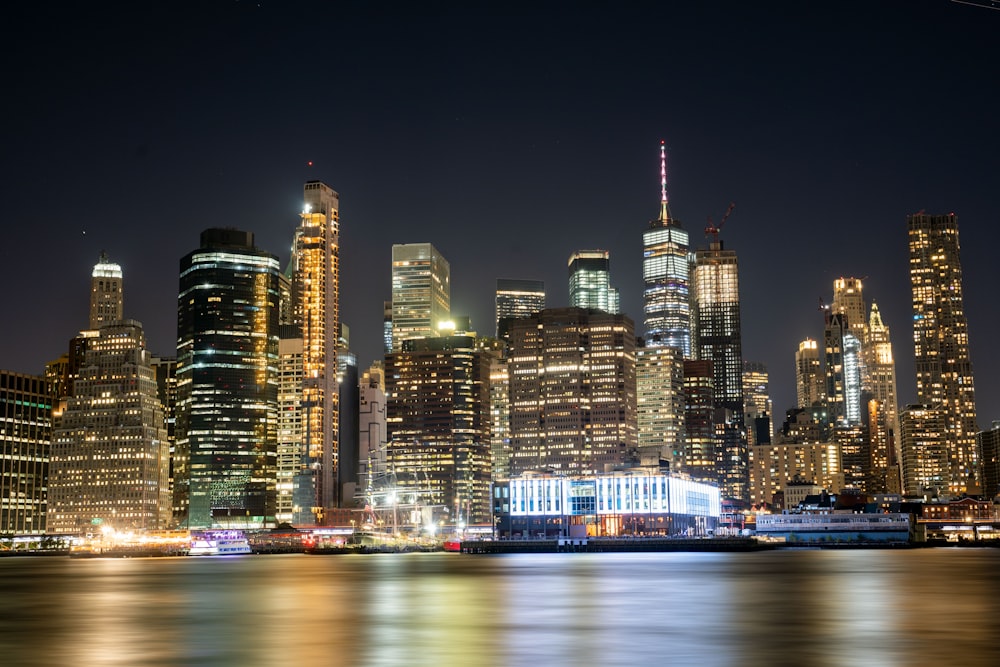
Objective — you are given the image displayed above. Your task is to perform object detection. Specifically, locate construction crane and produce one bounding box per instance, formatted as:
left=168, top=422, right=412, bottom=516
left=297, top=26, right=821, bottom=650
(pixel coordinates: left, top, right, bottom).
left=705, top=202, right=735, bottom=244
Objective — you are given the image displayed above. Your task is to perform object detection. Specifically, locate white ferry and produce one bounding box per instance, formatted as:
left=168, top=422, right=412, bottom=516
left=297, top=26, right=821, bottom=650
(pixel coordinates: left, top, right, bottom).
left=188, top=531, right=252, bottom=556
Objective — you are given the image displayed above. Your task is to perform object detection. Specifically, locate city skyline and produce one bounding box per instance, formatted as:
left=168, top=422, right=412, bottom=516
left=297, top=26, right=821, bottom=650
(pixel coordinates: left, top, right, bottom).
left=2, top=2, right=998, bottom=425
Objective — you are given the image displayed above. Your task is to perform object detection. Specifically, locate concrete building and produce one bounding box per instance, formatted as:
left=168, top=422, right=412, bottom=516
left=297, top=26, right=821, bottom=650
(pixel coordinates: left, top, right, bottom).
left=49, top=320, right=170, bottom=533
left=743, top=360, right=773, bottom=447
left=908, top=213, right=979, bottom=494
left=358, top=362, right=387, bottom=505
left=507, top=308, right=636, bottom=477
left=276, top=325, right=305, bottom=525
left=386, top=335, right=494, bottom=524
left=691, top=236, right=747, bottom=501
left=899, top=403, right=948, bottom=497
left=795, top=338, right=824, bottom=409
left=682, top=359, right=715, bottom=483
left=636, top=345, right=684, bottom=470
left=88, top=251, right=123, bottom=329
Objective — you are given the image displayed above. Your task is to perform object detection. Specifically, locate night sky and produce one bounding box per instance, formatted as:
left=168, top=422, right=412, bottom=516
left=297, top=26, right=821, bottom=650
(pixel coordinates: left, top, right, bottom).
left=3, top=1, right=998, bottom=426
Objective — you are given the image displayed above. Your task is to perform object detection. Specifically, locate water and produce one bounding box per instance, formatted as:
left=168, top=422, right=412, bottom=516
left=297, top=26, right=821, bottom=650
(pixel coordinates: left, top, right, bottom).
left=1, top=549, right=998, bottom=666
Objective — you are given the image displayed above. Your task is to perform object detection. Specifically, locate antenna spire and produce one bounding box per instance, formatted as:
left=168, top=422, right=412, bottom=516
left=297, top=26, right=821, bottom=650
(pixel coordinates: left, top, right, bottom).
left=659, top=140, right=671, bottom=222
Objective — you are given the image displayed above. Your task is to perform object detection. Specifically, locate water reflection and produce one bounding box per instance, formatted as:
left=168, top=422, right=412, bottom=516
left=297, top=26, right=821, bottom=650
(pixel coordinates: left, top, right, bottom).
left=1, top=550, right=998, bottom=666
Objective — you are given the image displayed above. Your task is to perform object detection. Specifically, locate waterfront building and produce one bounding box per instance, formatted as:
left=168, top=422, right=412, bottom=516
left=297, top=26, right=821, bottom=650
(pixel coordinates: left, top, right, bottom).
left=749, top=441, right=844, bottom=506
left=489, top=355, right=511, bottom=480
left=795, top=338, right=824, bottom=409
left=690, top=235, right=747, bottom=500
left=337, top=323, right=359, bottom=504
left=636, top=345, right=684, bottom=470
left=49, top=320, right=170, bottom=533
left=88, top=251, right=123, bottom=329
left=288, top=181, right=342, bottom=518
left=276, top=326, right=304, bottom=525
left=642, top=141, right=690, bottom=356
left=358, top=362, right=387, bottom=505
left=755, top=512, right=912, bottom=543
left=743, top=361, right=772, bottom=447
left=568, top=250, right=620, bottom=314
left=834, top=423, right=869, bottom=491
left=977, top=422, right=1000, bottom=500
left=391, top=242, right=450, bottom=350
left=0, top=371, right=52, bottom=534
left=682, top=359, right=716, bottom=483
left=493, top=469, right=721, bottom=538
left=385, top=335, right=494, bottom=524
left=175, top=228, right=281, bottom=529
left=899, top=403, right=947, bottom=496
left=495, top=278, right=545, bottom=340
left=908, top=213, right=978, bottom=494
left=507, top=308, right=636, bottom=477
left=150, top=356, right=177, bottom=519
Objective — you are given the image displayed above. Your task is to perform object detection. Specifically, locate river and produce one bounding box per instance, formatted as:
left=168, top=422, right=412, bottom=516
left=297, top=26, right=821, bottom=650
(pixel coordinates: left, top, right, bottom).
left=1, top=549, right=998, bottom=666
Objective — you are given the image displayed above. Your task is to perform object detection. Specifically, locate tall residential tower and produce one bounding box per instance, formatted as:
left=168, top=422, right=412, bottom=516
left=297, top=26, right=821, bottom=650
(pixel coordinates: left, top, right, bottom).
left=907, top=213, right=978, bottom=494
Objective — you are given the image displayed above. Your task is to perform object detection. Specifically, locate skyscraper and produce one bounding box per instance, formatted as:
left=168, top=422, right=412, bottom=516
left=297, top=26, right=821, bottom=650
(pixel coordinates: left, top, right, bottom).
left=831, top=277, right=866, bottom=338
left=291, top=181, right=341, bottom=516
left=907, top=212, right=978, bottom=494
left=276, top=325, right=304, bottom=525
left=508, top=308, right=636, bottom=476
left=636, top=344, right=684, bottom=469
left=386, top=335, right=494, bottom=524
left=690, top=236, right=747, bottom=500
left=48, top=257, right=169, bottom=534
left=0, top=371, right=52, bottom=534
left=391, top=243, right=450, bottom=350
left=495, top=278, right=545, bottom=340
left=795, top=338, right=824, bottom=409
left=176, top=228, right=282, bottom=529
left=642, top=140, right=690, bottom=355
left=89, top=251, right=123, bottom=329
left=682, top=359, right=715, bottom=483
left=49, top=321, right=169, bottom=533
left=742, top=360, right=773, bottom=447
left=568, top=250, right=620, bottom=314
left=358, top=362, right=387, bottom=504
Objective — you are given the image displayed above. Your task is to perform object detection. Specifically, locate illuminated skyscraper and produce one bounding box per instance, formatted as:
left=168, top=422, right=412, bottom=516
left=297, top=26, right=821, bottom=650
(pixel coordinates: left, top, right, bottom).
left=49, top=321, right=170, bottom=533
left=489, top=355, right=511, bottom=480
left=0, top=371, right=52, bottom=534
left=276, top=325, right=304, bottom=525
left=291, top=181, right=341, bottom=517
left=831, top=277, right=867, bottom=338
left=642, top=141, right=690, bottom=355
left=691, top=236, right=747, bottom=500
left=508, top=308, right=636, bottom=476
left=176, top=228, right=281, bottom=529
left=391, top=243, right=450, bottom=350
left=495, top=278, right=545, bottom=340
left=978, top=422, right=1000, bottom=500
left=866, top=302, right=900, bottom=469
left=908, top=212, right=978, bottom=494
left=682, top=359, right=715, bottom=483
left=795, top=338, right=824, bottom=409
left=899, top=403, right=947, bottom=496
left=742, top=361, right=772, bottom=447
left=386, top=335, right=494, bottom=524
left=358, top=362, right=386, bottom=504
left=636, top=345, right=684, bottom=469
left=568, top=250, right=620, bottom=314
left=89, top=251, right=123, bottom=329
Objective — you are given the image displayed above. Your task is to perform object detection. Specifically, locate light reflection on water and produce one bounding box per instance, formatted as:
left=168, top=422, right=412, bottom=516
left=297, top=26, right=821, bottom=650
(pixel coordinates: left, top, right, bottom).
left=1, top=549, right=998, bottom=666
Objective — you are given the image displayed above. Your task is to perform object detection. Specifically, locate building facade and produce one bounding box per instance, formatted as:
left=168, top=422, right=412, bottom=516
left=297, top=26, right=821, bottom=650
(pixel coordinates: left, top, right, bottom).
left=49, top=321, right=170, bottom=533
left=907, top=213, right=978, bottom=494
left=636, top=345, right=684, bottom=470
left=690, top=239, right=747, bottom=501
left=176, top=228, right=281, bottom=529
left=507, top=308, right=637, bottom=476
left=89, top=252, right=123, bottom=329
left=568, top=250, right=620, bottom=314
left=795, top=338, right=824, bottom=409
left=391, top=242, right=450, bottom=350
left=385, top=336, right=494, bottom=525
left=0, top=371, right=52, bottom=534
left=495, top=278, right=545, bottom=340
